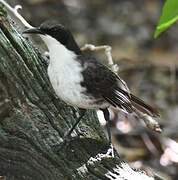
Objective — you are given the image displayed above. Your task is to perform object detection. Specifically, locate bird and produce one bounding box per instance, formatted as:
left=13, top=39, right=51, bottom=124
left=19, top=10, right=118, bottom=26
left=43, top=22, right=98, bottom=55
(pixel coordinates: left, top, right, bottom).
left=23, top=21, right=159, bottom=155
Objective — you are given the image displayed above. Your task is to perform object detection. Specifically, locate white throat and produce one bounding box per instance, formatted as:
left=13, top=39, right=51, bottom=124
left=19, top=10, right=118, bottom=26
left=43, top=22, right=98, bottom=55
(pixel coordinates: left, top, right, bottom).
left=40, top=34, right=76, bottom=66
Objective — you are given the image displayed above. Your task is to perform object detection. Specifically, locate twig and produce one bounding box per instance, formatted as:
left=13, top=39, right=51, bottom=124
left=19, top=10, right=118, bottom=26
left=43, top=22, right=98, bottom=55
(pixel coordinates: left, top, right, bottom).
left=0, top=0, right=33, bottom=28
left=133, top=107, right=162, bottom=133
left=81, top=44, right=119, bottom=73
left=141, top=133, right=159, bottom=155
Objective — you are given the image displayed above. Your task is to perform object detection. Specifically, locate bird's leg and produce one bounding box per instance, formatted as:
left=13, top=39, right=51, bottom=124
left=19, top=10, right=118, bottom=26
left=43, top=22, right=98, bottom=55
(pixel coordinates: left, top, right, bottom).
left=100, top=108, right=114, bottom=157
left=53, top=109, right=86, bottom=153
left=64, top=108, right=86, bottom=139
left=101, top=108, right=112, bottom=144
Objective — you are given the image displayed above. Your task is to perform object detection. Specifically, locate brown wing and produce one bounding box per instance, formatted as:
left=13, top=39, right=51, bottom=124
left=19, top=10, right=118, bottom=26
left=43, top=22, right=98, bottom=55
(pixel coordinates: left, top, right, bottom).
left=81, top=56, right=159, bottom=117
left=81, top=58, right=133, bottom=113
left=130, top=94, right=159, bottom=117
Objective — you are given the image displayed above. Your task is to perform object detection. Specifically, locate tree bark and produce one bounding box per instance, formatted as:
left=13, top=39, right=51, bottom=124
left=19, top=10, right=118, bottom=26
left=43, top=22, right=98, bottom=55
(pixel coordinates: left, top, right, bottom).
left=0, top=4, right=158, bottom=180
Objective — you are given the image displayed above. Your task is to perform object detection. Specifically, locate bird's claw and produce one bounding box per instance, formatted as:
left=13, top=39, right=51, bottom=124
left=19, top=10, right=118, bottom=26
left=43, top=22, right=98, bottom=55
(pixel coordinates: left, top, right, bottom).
left=52, top=134, right=72, bottom=153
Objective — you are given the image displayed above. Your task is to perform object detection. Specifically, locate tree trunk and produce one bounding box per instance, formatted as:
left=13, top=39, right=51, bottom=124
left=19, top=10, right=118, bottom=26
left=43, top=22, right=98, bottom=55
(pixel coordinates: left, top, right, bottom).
left=0, top=4, right=158, bottom=180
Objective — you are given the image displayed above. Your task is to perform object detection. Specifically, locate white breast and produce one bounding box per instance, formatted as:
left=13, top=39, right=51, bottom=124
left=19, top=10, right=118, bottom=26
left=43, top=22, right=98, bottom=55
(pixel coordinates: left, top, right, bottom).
left=41, top=35, right=106, bottom=109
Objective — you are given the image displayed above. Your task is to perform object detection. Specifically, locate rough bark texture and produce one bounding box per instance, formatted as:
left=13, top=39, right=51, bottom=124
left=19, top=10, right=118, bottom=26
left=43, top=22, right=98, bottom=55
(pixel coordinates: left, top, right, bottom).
left=0, top=4, right=158, bottom=180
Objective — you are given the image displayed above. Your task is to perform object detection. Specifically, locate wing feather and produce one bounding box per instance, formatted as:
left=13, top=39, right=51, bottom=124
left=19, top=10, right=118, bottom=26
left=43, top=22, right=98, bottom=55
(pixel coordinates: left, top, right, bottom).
left=80, top=56, right=159, bottom=116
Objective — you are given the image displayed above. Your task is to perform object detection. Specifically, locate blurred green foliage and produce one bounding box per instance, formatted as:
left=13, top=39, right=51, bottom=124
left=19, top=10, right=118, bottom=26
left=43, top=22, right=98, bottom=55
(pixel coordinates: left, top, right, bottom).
left=154, top=0, right=178, bottom=38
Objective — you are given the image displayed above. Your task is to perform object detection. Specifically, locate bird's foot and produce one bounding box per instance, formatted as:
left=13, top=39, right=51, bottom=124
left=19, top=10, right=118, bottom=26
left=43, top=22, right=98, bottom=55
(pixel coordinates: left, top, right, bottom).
left=52, top=130, right=84, bottom=153
left=63, top=131, right=72, bottom=142
left=52, top=134, right=73, bottom=153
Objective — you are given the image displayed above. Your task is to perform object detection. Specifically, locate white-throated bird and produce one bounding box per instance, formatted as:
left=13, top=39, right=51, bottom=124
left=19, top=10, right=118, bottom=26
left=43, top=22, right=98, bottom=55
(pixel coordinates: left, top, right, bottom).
left=23, top=21, right=159, bottom=155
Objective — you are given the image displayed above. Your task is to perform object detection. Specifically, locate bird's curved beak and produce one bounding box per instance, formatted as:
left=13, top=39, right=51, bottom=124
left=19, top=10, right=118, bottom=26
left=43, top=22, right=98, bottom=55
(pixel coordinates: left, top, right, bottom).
left=23, top=27, right=43, bottom=34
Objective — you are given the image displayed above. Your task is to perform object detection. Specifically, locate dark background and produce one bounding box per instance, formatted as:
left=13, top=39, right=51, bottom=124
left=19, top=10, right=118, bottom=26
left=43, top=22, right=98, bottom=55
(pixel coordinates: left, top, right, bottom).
left=6, top=0, right=178, bottom=179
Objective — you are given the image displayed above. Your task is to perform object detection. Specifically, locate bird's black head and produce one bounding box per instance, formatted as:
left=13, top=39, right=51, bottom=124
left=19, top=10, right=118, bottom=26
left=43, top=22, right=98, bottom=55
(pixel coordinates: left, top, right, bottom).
left=23, top=21, right=81, bottom=55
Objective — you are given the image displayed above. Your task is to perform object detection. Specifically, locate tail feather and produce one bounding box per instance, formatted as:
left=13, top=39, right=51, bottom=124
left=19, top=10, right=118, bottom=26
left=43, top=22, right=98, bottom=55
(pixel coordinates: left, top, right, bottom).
left=130, top=94, right=159, bottom=117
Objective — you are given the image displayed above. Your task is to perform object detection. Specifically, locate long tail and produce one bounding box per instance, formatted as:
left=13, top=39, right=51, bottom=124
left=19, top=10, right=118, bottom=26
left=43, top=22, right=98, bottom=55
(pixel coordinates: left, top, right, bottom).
left=130, top=94, right=159, bottom=117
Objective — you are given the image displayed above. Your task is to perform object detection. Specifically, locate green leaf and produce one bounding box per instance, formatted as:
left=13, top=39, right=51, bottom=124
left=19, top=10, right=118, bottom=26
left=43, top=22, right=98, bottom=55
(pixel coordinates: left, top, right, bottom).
left=154, top=0, right=178, bottom=38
